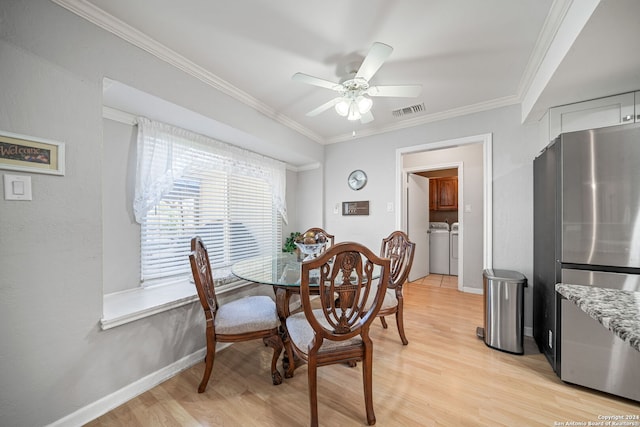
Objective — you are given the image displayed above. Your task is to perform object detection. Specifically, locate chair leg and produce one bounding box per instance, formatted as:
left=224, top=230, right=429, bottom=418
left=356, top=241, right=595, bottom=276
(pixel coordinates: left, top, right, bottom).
left=379, top=316, right=388, bottom=329
left=282, top=330, right=296, bottom=378
left=308, top=359, right=319, bottom=427
left=395, top=302, right=408, bottom=345
left=198, top=337, right=215, bottom=393
left=362, top=346, right=376, bottom=426
left=263, top=334, right=283, bottom=385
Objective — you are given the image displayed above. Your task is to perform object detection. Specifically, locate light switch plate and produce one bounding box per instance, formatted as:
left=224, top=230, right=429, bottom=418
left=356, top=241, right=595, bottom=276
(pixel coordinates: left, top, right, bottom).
left=4, top=174, right=32, bottom=200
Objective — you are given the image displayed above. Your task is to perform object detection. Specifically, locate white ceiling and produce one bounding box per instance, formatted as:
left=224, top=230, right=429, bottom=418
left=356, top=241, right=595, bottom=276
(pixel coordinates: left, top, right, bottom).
left=54, top=0, right=640, bottom=145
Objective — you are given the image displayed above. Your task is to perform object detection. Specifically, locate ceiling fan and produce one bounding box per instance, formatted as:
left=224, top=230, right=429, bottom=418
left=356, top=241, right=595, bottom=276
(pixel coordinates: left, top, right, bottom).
left=292, top=42, right=422, bottom=124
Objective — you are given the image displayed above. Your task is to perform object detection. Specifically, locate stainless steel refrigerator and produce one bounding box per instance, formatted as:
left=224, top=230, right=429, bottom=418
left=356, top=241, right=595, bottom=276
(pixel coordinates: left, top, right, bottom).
left=533, top=122, right=640, bottom=374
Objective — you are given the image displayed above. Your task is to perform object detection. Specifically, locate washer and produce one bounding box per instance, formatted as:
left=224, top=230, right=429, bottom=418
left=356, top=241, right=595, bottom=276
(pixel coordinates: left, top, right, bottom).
left=450, top=222, right=459, bottom=276
left=429, top=222, right=450, bottom=275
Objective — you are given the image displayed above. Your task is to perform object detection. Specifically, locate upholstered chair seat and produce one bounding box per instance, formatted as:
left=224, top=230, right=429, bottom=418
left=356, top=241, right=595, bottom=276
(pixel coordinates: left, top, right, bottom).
left=215, top=296, right=280, bottom=335
left=364, top=288, right=399, bottom=312
left=286, top=309, right=363, bottom=351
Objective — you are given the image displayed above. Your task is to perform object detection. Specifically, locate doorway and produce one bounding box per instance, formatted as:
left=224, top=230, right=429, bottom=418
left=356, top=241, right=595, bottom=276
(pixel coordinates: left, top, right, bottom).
left=407, top=162, right=462, bottom=287
left=395, top=133, right=493, bottom=294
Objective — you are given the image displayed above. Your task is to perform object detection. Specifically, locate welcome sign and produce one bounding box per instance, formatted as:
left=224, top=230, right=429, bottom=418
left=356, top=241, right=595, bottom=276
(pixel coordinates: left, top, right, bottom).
left=0, top=130, right=65, bottom=175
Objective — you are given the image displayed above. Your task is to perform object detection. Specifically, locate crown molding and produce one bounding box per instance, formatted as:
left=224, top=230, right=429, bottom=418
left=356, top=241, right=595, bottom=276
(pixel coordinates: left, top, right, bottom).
left=53, top=0, right=561, bottom=145
left=516, top=0, right=574, bottom=102
left=51, top=0, right=324, bottom=144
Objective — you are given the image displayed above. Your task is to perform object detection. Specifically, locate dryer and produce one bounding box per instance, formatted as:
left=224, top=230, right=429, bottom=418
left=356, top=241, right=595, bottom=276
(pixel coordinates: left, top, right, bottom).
left=429, top=222, right=450, bottom=275
left=450, top=222, right=459, bottom=276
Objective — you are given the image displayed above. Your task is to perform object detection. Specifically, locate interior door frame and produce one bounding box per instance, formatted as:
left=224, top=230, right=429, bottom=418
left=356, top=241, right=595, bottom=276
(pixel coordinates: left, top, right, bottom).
left=405, top=163, right=463, bottom=289
left=395, top=133, right=493, bottom=292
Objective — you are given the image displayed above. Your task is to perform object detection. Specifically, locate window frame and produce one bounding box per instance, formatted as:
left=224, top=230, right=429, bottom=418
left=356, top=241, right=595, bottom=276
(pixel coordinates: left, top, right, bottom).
left=135, top=117, right=286, bottom=290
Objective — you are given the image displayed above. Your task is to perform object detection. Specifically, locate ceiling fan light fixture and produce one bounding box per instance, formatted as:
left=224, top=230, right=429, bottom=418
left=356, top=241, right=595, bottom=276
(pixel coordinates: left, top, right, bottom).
left=294, top=42, right=421, bottom=124
left=335, top=98, right=350, bottom=117
left=347, top=102, right=362, bottom=121
left=356, top=95, right=373, bottom=114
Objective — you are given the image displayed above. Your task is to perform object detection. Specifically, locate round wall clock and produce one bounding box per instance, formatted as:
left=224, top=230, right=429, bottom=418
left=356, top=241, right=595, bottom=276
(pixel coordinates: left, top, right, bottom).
left=348, top=169, right=367, bottom=191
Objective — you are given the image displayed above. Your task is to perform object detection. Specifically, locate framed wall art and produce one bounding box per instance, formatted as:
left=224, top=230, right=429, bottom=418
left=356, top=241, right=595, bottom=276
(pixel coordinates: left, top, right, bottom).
left=0, top=130, right=65, bottom=176
left=342, top=200, right=369, bottom=216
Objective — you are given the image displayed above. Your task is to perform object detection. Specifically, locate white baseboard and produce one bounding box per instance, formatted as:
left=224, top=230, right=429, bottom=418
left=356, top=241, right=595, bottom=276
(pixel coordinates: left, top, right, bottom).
left=47, top=346, right=215, bottom=427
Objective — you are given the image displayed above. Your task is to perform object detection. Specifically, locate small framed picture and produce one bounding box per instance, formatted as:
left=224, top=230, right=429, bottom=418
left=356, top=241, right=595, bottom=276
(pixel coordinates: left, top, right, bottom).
left=0, top=130, right=65, bottom=176
left=342, top=201, right=369, bottom=216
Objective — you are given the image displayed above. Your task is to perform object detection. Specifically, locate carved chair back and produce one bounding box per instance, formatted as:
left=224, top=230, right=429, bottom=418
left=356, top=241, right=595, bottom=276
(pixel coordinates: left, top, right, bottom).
left=190, top=236, right=219, bottom=322
left=380, top=230, right=416, bottom=291
left=300, top=242, right=390, bottom=348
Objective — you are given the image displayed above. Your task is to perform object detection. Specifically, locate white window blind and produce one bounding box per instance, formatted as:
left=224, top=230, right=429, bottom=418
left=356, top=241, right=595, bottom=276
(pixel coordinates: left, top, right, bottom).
left=135, top=117, right=285, bottom=285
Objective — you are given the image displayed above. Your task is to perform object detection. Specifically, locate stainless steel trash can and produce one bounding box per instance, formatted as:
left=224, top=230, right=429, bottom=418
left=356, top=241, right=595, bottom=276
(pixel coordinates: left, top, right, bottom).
left=479, top=269, right=527, bottom=354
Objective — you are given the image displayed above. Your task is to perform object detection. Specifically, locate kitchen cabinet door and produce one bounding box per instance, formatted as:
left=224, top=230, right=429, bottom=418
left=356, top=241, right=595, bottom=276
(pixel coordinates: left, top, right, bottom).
left=429, top=179, right=438, bottom=210
left=549, top=92, right=635, bottom=141
left=437, top=177, right=458, bottom=211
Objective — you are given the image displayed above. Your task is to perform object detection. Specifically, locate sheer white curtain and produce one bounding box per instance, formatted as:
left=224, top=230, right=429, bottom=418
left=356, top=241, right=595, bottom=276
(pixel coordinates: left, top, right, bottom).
left=133, top=117, right=288, bottom=224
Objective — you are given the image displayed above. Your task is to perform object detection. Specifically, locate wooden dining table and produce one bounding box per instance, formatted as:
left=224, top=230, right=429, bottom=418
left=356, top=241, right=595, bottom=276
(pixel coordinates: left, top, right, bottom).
left=232, top=252, right=308, bottom=377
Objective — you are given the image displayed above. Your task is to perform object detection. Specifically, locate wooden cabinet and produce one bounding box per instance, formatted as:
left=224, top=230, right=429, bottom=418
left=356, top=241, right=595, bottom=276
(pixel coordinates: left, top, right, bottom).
left=429, top=179, right=438, bottom=210
left=429, top=177, right=458, bottom=211
left=549, top=91, right=637, bottom=141
left=437, top=177, right=458, bottom=210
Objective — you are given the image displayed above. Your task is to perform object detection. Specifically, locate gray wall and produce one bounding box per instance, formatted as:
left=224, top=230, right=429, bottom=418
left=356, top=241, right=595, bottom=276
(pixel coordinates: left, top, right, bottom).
left=2, top=1, right=546, bottom=426
left=0, top=2, right=320, bottom=426
left=103, top=119, right=140, bottom=294
left=324, top=105, right=540, bottom=331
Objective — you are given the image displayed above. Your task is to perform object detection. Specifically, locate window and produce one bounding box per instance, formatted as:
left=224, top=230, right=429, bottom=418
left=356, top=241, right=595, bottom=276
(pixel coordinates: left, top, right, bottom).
left=135, top=117, right=286, bottom=287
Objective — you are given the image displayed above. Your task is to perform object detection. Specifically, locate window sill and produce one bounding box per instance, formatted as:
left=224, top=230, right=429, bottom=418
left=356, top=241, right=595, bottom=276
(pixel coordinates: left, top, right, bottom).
left=101, top=278, right=250, bottom=330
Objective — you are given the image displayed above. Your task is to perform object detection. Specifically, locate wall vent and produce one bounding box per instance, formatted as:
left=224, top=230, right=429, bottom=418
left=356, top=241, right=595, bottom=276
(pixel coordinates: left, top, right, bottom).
left=392, top=103, right=425, bottom=118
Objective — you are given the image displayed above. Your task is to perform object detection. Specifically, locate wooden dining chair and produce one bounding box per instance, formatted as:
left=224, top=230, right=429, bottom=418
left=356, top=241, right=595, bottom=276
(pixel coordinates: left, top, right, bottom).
left=285, top=242, right=390, bottom=426
left=189, top=236, right=283, bottom=392
left=375, top=230, right=415, bottom=345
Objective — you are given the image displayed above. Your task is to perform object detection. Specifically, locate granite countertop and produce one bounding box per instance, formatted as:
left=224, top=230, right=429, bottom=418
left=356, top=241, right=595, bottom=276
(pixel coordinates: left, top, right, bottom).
left=556, top=283, right=640, bottom=352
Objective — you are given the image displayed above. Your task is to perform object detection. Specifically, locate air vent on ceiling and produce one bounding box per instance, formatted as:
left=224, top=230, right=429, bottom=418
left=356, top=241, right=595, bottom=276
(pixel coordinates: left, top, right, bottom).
left=392, top=103, right=425, bottom=118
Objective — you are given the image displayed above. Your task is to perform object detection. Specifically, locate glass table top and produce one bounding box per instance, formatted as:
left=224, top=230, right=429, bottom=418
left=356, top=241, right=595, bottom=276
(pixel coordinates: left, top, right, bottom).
left=232, top=253, right=382, bottom=288
left=232, top=253, right=304, bottom=287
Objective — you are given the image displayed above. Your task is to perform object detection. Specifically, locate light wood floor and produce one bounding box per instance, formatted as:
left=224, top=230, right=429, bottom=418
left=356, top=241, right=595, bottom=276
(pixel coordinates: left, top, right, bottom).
left=86, top=279, right=639, bottom=426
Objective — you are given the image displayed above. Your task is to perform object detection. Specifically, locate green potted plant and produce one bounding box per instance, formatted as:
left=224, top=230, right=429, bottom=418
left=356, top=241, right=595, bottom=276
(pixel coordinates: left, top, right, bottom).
left=282, top=232, right=301, bottom=253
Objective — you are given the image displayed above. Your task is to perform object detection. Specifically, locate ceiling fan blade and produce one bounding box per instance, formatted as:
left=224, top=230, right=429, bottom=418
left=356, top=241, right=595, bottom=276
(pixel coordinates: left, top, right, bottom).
left=355, top=42, right=393, bottom=82
left=306, top=97, right=341, bottom=117
left=367, top=85, right=422, bottom=98
left=360, top=110, right=374, bottom=124
left=292, top=72, right=342, bottom=91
